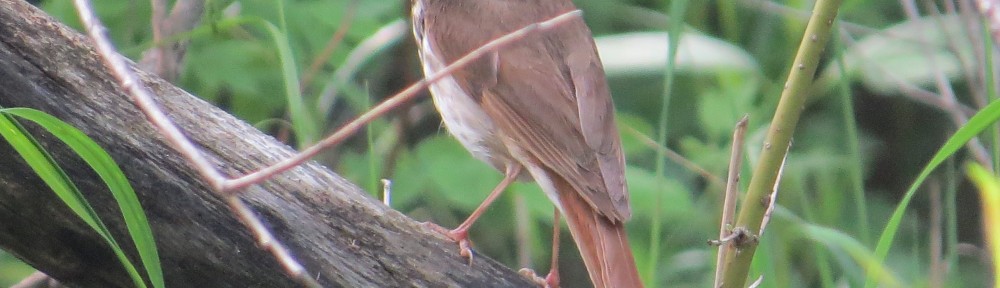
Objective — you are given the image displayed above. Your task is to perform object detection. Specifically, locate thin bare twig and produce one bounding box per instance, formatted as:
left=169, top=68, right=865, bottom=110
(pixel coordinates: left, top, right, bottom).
left=958, top=0, right=991, bottom=109
left=759, top=144, right=790, bottom=236
left=10, top=271, right=64, bottom=288
left=837, top=27, right=978, bottom=117
left=621, top=125, right=724, bottom=187
left=149, top=0, right=166, bottom=45
left=899, top=0, right=992, bottom=166
left=382, top=179, right=392, bottom=206
left=838, top=28, right=993, bottom=166
left=976, top=0, right=1000, bottom=46
left=73, top=1, right=584, bottom=285
left=300, top=1, right=358, bottom=89
left=224, top=197, right=315, bottom=285
left=72, top=0, right=227, bottom=199
left=140, top=0, right=204, bottom=82
left=71, top=1, right=320, bottom=286
left=315, top=20, right=408, bottom=117
left=928, top=0, right=988, bottom=110
left=514, top=193, right=534, bottom=268
left=713, top=115, right=749, bottom=288
left=225, top=10, right=585, bottom=192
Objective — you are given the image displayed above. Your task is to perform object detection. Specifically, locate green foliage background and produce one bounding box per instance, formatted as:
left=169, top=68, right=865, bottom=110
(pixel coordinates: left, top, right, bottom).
left=1, top=0, right=994, bottom=287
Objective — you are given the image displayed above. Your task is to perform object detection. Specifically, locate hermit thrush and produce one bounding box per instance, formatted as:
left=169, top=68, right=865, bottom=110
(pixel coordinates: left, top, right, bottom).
left=411, top=1, right=643, bottom=287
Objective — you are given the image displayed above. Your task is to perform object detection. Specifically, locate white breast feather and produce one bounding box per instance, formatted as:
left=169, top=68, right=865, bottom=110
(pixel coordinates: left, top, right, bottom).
left=418, top=30, right=498, bottom=164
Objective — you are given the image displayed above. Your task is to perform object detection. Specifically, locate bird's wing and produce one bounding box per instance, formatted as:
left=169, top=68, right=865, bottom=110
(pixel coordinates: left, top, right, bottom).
left=426, top=2, right=630, bottom=221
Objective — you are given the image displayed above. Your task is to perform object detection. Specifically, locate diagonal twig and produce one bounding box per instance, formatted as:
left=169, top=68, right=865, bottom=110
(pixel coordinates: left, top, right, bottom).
left=140, top=0, right=204, bottom=82
left=713, top=115, right=749, bottom=288
left=300, top=1, right=358, bottom=90
left=719, top=0, right=842, bottom=286
left=72, top=0, right=583, bottom=285
left=977, top=0, right=1000, bottom=47
left=899, top=0, right=991, bottom=166
left=70, top=1, right=319, bottom=287
left=223, top=10, right=585, bottom=192
left=622, top=125, right=724, bottom=187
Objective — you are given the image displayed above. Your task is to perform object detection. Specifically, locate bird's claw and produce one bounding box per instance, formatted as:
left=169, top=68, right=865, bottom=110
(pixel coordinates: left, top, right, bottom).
left=422, top=221, right=475, bottom=265
left=518, top=268, right=559, bottom=288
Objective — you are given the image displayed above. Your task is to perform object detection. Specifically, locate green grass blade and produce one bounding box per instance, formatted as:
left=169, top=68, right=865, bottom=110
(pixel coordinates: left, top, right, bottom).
left=982, top=19, right=1000, bottom=174
left=364, top=88, right=378, bottom=196
left=833, top=22, right=871, bottom=245
left=944, top=160, right=961, bottom=286
left=2, top=108, right=163, bottom=288
left=126, top=13, right=319, bottom=148
left=796, top=176, right=836, bottom=287
left=647, top=0, right=690, bottom=284
left=803, top=224, right=903, bottom=288
left=867, top=98, right=1000, bottom=287
left=0, top=108, right=152, bottom=287
left=262, top=21, right=317, bottom=147
left=966, top=164, right=1000, bottom=284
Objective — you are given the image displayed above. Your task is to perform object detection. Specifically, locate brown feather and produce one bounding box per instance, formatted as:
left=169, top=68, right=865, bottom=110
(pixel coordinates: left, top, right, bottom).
left=553, top=168, right=643, bottom=288
left=422, top=0, right=630, bottom=222
left=414, top=1, right=640, bottom=286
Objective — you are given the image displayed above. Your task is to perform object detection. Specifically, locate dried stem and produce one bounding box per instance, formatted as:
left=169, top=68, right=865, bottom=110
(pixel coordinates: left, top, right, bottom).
left=71, top=0, right=227, bottom=194
left=72, top=0, right=583, bottom=285
left=10, top=271, right=64, bottom=288
left=900, top=0, right=992, bottom=166
left=315, top=20, right=408, bottom=117
left=300, top=1, right=357, bottom=89
left=149, top=0, right=166, bottom=45
left=713, top=115, right=749, bottom=288
left=514, top=193, right=535, bottom=268
left=621, top=125, right=723, bottom=187
left=139, top=0, right=204, bottom=82
left=224, top=10, right=584, bottom=192
left=977, top=0, right=1000, bottom=46
left=719, top=0, right=842, bottom=286
left=382, top=179, right=392, bottom=206
left=70, top=1, right=320, bottom=287
left=759, top=145, right=790, bottom=236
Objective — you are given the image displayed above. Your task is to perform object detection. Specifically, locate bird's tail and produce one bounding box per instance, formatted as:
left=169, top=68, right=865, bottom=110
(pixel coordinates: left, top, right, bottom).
left=554, top=176, right=644, bottom=288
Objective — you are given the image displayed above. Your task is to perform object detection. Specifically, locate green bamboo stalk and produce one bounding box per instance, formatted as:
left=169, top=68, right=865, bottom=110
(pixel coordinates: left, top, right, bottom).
left=718, top=0, right=842, bottom=287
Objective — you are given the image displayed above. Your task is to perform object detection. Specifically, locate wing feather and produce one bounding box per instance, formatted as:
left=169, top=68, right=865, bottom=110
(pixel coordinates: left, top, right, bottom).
left=423, top=0, right=630, bottom=221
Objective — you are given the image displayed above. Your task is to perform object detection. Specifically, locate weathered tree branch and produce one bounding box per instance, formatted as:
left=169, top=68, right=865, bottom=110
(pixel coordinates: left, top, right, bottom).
left=0, top=1, right=534, bottom=287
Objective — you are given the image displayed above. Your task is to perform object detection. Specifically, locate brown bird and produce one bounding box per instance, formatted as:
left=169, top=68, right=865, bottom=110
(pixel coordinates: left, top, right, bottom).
left=411, top=1, right=643, bottom=287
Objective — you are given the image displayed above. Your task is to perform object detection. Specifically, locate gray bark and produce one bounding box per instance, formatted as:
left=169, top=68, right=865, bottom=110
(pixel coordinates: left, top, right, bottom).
left=0, top=1, right=532, bottom=287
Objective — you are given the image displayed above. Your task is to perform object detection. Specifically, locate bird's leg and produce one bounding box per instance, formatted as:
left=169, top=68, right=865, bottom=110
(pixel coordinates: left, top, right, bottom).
left=425, top=164, right=523, bottom=263
left=519, top=209, right=561, bottom=288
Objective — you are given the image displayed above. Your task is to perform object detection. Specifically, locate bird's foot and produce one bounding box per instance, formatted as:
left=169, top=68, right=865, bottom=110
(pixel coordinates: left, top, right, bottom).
left=518, top=267, right=559, bottom=288
left=423, top=222, right=474, bottom=265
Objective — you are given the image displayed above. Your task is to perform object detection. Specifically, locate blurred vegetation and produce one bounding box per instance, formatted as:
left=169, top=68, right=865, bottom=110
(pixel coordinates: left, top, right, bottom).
left=2, top=0, right=996, bottom=287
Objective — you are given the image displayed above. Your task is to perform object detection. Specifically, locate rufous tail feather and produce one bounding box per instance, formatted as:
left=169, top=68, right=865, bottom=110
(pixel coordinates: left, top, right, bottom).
left=553, top=175, right=643, bottom=288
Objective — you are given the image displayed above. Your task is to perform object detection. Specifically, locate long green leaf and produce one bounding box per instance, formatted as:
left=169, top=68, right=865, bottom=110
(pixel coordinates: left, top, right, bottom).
left=803, top=225, right=903, bottom=288
left=966, top=164, right=1000, bottom=284
left=4, top=108, right=163, bottom=288
left=0, top=109, right=158, bottom=288
left=188, top=14, right=316, bottom=147
left=647, top=0, right=690, bottom=284
left=867, top=98, right=1000, bottom=287
left=265, top=4, right=317, bottom=147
